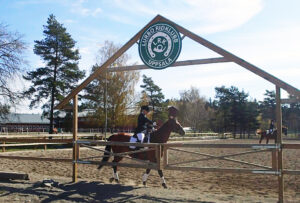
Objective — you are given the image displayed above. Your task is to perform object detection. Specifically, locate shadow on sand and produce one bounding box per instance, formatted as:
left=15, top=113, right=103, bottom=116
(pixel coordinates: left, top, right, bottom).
left=0, top=180, right=215, bottom=203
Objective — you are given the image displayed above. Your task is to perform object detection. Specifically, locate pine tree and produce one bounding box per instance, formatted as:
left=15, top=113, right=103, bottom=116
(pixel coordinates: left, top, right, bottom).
left=23, top=14, right=85, bottom=133
left=214, top=86, right=254, bottom=138
left=140, top=75, right=166, bottom=121
left=259, top=90, right=276, bottom=120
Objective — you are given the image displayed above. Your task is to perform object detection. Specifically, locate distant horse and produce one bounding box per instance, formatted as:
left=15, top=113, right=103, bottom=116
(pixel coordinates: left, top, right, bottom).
left=257, top=126, right=288, bottom=144
left=97, top=117, right=185, bottom=188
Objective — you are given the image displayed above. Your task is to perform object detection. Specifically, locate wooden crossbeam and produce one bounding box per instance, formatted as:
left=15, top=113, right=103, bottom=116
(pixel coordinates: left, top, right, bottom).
left=0, top=138, right=72, bottom=143
left=0, top=155, right=72, bottom=162
left=55, top=15, right=163, bottom=110
left=281, top=98, right=300, bottom=104
left=163, top=143, right=278, bottom=148
left=167, top=147, right=271, bottom=170
left=0, top=171, right=29, bottom=180
left=159, top=15, right=300, bottom=98
left=164, top=166, right=279, bottom=174
left=167, top=148, right=269, bottom=166
left=0, top=143, right=61, bottom=147
left=107, top=57, right=230, bottom=72
left=76, top=159, right=158, bottom=170
left=55, top=14, right=299, bottom=110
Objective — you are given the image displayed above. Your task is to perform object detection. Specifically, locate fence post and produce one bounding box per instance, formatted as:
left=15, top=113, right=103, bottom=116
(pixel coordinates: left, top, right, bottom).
left=2, top=141, right=5, bottom=152
left=156, top=144, right=161, bottom=170
left=272, top=149, right=278, bottom=170
left=77, top=142, right=80, bottom=160
left=72, top=94, right=78, bottom=183
left=276, top=86, right=284, bottom=203
left=163, top=144, right=168, bottom=168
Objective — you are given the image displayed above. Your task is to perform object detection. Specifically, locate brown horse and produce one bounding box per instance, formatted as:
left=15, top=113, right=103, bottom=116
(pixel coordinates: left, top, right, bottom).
left=97, top=117, right=185, bottom=188
left=258, top=127, right=288, bottom=144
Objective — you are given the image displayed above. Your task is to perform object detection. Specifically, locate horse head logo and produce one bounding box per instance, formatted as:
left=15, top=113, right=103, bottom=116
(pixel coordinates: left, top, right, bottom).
left=148, top=32, right=172, bottom=58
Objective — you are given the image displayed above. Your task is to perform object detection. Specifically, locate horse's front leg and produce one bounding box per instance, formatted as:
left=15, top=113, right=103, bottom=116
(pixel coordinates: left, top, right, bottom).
left=259, top=134, right=263, bottom=144
left=158, top=170, right=167, bottom=189
left=110, top=157, right=122, bottom=183
left=142, top=168, right=151, bottom=186
left=109, top=166, right=119, bottom=183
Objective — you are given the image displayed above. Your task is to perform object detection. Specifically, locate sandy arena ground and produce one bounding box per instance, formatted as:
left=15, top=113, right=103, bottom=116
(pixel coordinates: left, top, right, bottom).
left=0, top=139, right=299, bottom=202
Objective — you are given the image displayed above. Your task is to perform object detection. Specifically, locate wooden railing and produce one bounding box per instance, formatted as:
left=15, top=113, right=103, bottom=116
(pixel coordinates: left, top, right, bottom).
left=0, top=138, right=299, bottom=202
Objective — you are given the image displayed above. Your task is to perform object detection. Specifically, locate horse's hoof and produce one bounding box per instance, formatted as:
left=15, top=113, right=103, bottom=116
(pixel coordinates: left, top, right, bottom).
left=115, top=179, right=119, bottom=183
left=162, top=183, right=167, bottom=189
left=143, top=181, right=146, bottom=186
left=109, top=177, right=114, bottom=183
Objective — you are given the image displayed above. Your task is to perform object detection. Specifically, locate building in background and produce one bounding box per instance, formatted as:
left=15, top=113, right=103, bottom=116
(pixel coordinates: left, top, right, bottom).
left=0, top=113, right=49, bottom=133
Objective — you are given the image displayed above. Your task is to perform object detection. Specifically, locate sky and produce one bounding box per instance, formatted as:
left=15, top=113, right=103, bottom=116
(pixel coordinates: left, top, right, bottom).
left=1, top=0, right=299, bottom=113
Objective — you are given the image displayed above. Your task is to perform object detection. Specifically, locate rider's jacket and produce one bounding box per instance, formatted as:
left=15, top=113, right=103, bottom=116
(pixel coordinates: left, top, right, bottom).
left=134, top=112, right=153, bottom=134
left=269, top=122, right=275, bottom=133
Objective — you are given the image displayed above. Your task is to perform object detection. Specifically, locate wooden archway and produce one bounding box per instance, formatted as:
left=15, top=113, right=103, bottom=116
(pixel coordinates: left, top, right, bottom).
left=55, top=15, right=299, bottom=202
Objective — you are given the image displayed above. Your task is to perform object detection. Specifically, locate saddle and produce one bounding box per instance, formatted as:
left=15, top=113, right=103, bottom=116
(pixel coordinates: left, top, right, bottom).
left=129, top=133, right=150, bottom=150
left=267, top=129, right=276, bottom=136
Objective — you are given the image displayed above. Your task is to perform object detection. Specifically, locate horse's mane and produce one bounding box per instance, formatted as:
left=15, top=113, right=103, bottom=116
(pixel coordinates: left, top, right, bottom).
left=151, top=119, right=172, bottom=143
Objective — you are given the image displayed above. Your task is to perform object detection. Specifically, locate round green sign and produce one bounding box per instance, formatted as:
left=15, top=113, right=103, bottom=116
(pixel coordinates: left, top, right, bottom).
left=139, top=22, right=182, bottom=69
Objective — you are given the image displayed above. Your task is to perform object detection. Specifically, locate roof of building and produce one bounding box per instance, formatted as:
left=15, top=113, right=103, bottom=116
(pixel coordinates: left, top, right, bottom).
left=0, top=113, right=49, bottom=124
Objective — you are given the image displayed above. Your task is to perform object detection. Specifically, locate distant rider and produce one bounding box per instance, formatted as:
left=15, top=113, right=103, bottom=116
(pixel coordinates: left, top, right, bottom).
left=268, top=119, right=275, bottom=135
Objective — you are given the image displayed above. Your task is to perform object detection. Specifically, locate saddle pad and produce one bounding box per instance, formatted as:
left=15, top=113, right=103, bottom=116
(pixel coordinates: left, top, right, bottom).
left=129, top=136, right=137, bottom=149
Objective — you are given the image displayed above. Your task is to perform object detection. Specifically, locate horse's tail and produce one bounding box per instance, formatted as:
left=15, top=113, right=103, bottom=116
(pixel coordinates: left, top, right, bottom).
left=98, top=136, right=113, bottom=170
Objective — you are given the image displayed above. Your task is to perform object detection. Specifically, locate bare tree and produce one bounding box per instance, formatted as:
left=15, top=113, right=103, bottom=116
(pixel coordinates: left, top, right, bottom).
left=177, top=87, right=211, bottom=131
left=83, top=41, right=139, bottom=129
left=0, top=23, right=27, bottom=117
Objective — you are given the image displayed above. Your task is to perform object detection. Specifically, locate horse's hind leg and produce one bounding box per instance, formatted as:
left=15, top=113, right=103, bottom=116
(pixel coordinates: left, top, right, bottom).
left=259, top=134, right=263, bottom=144
left=158, top=170, right=167, bottom=189
left=142, top=168, right=151, bottom=186
left=109, top=156, right=122, bottom=183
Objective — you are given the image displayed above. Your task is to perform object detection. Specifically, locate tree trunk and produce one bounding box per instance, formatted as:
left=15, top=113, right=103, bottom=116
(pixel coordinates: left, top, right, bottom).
left=49, top=82, right=55, bottom=134
left=49, top=49, right=58, bottom=134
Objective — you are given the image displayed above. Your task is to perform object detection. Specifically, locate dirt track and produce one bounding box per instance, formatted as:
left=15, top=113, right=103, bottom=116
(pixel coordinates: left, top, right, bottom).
left=0, top=139, right=299, bottom=202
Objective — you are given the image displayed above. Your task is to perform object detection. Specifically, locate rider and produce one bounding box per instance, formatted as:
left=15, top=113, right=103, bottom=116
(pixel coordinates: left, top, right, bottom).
left=134, top=105, right=153, bottom=144
left=269, top=119, right=275, bottom=135
left=144, top=122, right=154, bottom=143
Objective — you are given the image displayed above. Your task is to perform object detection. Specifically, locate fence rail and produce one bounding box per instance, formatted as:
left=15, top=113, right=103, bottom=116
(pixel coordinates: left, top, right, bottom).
left=0, top=138, right=299, bottom=202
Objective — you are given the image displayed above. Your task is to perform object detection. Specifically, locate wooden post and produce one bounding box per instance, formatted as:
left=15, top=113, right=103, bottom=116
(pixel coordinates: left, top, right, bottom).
left=156, top=145, right=161, bottom=170
left=76, top=143, right=80, bottom=160
left=272, top=149, right=278, bottom=170
left=163, top=145, right=168, bottom=168
left=44, top=144, right=47, bottom=151
left=2, top=141, right=5, bottom=152
left=72, top=94, right=78, bottom=183
left=276, top=86, right=284, bottom=203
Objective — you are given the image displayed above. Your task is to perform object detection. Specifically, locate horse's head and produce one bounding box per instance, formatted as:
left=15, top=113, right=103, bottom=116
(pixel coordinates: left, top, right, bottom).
left=169, top=118, right=185, bottom=136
